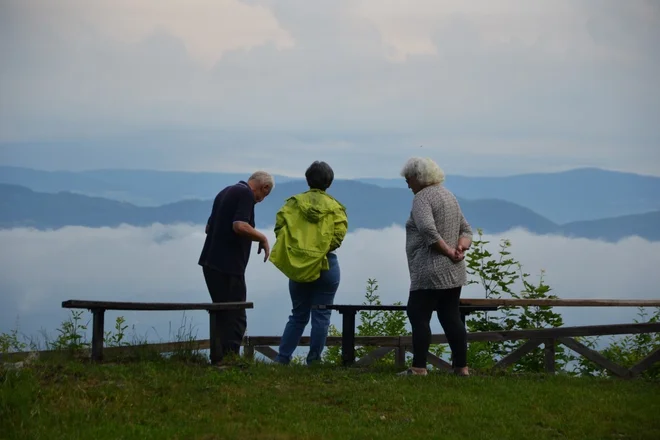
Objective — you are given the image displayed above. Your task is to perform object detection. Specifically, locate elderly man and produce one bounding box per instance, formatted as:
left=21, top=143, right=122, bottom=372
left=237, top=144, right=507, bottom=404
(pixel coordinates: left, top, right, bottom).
left=198, top=171, right=274, bottom=363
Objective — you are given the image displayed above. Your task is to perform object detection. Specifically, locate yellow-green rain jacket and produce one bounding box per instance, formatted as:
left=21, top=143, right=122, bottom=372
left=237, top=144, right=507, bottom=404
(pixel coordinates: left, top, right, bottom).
left=269, top=189, right=348, bottom=283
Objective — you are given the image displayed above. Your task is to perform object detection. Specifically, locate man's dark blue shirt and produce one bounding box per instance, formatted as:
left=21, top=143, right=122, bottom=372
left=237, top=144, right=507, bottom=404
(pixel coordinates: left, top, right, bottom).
left=198, top=181, right=255, bottom=275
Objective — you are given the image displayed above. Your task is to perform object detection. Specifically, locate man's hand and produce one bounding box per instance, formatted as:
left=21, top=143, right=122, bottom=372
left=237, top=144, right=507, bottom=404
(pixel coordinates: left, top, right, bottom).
left=233, top=222, right=271, bottom=262
left=258, top=237, right=270, bottom=262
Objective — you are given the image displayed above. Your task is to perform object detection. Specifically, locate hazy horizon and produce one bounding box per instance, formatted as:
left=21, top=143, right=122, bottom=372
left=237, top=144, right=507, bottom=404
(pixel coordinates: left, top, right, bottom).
left=3, top=163, right=659, bottom=180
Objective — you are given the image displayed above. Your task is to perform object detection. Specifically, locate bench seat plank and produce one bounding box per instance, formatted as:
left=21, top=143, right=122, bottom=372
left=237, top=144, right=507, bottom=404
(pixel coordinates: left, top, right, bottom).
left=62, top=300, right=253, bottom=311
left=313, top=304, right=498, bottom=312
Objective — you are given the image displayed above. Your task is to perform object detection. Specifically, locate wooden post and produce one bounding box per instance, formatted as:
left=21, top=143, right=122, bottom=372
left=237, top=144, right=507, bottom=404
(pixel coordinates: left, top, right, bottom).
left=395, top=344, right=406, bottom=367
left=91, top=308, right=105, bottom=362
left=244, top=339, right=255, bottom=361
left=341, top=310, right=357, bottom=366
left=544, top=338, right=555, bottom=374
left=209, top=310, right=220, bottom=365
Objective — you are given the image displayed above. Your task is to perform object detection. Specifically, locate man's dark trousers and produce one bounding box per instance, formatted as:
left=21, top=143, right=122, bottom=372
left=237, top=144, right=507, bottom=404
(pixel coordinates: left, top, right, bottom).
left=203, top=266, right=247, bottom=361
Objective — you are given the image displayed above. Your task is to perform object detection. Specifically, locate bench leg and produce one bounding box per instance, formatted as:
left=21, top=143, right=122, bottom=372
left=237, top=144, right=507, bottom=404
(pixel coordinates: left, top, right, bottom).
left=209, top=310, right=221, bottom=365
left=395, top=344, right=406, bottom=367
left=244, top=341, right=255, bottom=361
left=91, top=309, right=105, bottom=362
left=341, top=310, right=357, bottom=366
left=544, top=339, right=556, bottom=374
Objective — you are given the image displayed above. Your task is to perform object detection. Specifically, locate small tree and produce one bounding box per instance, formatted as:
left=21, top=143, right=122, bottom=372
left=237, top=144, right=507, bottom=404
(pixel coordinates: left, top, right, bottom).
left=49, top=310, right=90, bottom=352
left=465, top=229, right=574, bottom=373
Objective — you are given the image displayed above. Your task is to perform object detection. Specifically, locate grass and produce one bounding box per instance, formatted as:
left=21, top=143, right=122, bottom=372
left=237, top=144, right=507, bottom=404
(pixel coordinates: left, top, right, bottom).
left=1, top=359, right=659, bottom=440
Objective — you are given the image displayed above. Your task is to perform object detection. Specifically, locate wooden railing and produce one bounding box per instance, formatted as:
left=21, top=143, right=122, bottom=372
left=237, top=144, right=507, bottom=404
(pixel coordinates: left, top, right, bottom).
left=1, top=298, right=658, bottom=378
left=3, top=323, right=658, bottom=378
left=313, top=299, right=660, bottom=366
left=243, top=322, right=660, bottom=377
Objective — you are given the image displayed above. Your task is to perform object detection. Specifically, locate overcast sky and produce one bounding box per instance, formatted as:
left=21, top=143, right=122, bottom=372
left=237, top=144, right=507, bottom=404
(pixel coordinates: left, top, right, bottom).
left=1, top=0, right=659, bottom=177
left=1, top=224, right=658, bottom=350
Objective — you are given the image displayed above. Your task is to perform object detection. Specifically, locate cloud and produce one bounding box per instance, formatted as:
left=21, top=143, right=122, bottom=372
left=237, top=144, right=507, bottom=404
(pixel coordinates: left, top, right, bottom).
left=0, top=0, right=659, bottom=176
left=1, top=224, right=658, bottom=348
left=2, top=0, right=294, bottom=67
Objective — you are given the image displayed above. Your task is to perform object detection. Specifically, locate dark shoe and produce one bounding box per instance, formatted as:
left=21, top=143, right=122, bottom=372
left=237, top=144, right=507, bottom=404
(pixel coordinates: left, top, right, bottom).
left=212, top=356, right=250, bottom=370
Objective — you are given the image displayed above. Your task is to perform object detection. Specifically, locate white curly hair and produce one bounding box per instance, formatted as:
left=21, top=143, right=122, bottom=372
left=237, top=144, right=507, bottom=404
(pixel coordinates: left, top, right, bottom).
left=400, top=157, right=445, bottom=186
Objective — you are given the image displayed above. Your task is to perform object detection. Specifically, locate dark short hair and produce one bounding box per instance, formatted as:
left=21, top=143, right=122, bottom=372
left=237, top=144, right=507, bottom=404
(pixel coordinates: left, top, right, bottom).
left=305, top=161, right=334, bottom=191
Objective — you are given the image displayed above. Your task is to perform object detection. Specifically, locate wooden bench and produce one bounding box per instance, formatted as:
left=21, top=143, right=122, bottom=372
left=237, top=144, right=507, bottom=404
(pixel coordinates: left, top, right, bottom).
left=61, top=300, right=253, bottom=363
left=313, top=303, right=499, bottom=365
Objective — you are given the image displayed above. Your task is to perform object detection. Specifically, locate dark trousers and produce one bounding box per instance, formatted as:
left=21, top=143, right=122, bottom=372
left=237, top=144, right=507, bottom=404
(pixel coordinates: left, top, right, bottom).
left=407, top=287, right=467, bottom=369
left=202, top=266, right=247, bottom=361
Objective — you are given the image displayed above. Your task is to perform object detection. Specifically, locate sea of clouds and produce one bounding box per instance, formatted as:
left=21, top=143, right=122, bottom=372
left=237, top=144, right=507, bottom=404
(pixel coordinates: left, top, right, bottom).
left=1, top=224, right=659, bottom=349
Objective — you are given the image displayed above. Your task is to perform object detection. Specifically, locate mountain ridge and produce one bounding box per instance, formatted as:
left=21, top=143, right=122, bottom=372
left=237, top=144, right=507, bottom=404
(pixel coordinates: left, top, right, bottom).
left=2, top=182, right=658, bottom=242
left=2, top=166, right=659, bottom=223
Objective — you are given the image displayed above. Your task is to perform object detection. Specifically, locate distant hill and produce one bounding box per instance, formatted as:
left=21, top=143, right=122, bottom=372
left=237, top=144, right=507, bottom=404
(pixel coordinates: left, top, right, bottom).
left=1, top=182, right=658, bottom=242
left=0, top=166, right=297, bottom=207
left=1, top=166, right=659, bottom=224
left=362, top=168, right=660, bottom=224
left=560, top=211, right=660, bottom=242
left=259, top=180, right=559, bottom=234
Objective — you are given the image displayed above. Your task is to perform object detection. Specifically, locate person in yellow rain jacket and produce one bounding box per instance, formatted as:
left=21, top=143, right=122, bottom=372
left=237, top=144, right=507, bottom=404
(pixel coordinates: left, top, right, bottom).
left=269, top=161, right=348, bottom=365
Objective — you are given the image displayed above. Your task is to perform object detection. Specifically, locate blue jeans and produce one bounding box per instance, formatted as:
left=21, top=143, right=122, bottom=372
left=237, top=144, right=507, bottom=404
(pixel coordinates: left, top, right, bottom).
left=275, top=253, right=340, bottom=365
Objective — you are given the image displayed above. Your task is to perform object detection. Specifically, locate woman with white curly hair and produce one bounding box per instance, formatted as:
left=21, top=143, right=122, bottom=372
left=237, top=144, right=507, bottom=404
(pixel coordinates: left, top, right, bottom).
left=398, top=157, right=473, bottom=377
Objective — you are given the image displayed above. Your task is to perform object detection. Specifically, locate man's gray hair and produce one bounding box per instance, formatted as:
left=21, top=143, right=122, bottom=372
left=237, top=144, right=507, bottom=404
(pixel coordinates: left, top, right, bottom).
left=400, top=157, right=445, bottom=186
left=248, top=170, right=275, bottom=188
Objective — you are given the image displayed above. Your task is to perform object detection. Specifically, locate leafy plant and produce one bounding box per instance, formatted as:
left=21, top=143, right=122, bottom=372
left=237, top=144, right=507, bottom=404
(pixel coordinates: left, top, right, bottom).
left=575, top=307, right=660, bottom=378
left=357, top=279, right=409, bottom=341
left=49, top=311, right=90, bottom=352
left=464, top=229, right=574, bottom=373
left=104, top=316, right=129, bottom=348
left=0, top=329, right=27, bottom=354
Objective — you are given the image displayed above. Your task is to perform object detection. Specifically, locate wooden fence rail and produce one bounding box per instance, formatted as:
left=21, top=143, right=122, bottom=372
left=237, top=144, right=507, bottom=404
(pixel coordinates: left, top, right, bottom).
left=244, top=322, right=660, bottom=378
left=3, top=297, right=658, bottom=378
left=314, top=300, right=660, bottom=365
left=3, top=321, right=658, bottom=378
